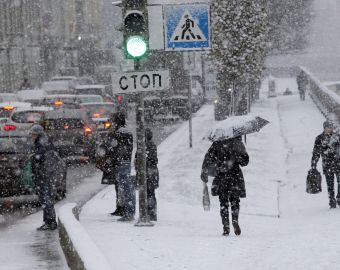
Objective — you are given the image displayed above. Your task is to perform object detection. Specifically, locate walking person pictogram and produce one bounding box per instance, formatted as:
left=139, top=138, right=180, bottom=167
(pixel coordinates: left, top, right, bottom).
left=180, top=15, right=196, bottom=40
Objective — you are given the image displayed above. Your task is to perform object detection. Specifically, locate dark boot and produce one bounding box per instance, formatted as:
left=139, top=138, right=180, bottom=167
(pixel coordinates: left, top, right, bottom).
left=330, top=198, right=337, bottom=209
left=222, top=226, right=230, bottom=236
left=232, top=220, right=241, bottom=236
left=232, top=212, right=241, bottom=236
left=110, top=206, right=124, bottom=216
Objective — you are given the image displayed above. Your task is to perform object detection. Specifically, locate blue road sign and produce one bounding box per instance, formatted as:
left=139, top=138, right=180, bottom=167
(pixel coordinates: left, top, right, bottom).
left=164, top=4, right=210, bottom=51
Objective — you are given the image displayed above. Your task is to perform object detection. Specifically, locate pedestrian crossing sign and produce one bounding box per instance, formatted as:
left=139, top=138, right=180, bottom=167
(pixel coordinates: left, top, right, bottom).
left=164, top=4, right=210, bottom=51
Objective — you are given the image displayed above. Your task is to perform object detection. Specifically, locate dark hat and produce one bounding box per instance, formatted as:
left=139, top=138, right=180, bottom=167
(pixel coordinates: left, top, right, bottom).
left=29, top=124, right=45, bottom=135
left=323, top=121, right=334, bottom=129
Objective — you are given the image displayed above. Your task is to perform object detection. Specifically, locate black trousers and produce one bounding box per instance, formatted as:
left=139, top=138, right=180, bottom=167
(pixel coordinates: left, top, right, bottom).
left=324, top=170, right=340, bottom=202
left=147, top=188, right=157, bottom=220
left=38, top=183, right=56, bottom=225
left=219, top=192, right=240, bottom=228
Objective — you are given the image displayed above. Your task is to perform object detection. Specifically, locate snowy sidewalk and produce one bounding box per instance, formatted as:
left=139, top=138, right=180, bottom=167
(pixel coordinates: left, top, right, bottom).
left=80, top=84, right=340, bottom=270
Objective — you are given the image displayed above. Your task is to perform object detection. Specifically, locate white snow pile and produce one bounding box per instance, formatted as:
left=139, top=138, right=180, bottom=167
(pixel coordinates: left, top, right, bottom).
left=58, top=203, right=112, bottom=270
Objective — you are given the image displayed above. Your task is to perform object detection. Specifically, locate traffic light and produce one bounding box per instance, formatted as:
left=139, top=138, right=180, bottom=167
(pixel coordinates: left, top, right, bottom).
left=123, top=7, right=148, bottom=59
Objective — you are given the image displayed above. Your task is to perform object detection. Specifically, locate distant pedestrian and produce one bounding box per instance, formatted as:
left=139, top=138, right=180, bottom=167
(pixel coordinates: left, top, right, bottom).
left=201, top=136, right=249, bottom=236
left=135, top=128, right=159, bottom=221
left=30, top=125, right=58, bottom=231
left=297, top=71, right=308, bottom=101
left=311, top=121, right=340, bottom=208
left=100, top=112, right=134, bottom=221
left=20, top=78, right=32, bottom=90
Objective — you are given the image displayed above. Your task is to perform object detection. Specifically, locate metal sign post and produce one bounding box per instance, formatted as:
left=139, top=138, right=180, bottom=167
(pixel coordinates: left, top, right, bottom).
left=134, top=59, right=153, bottom=227
left=188, top=72, right=193, bottom=148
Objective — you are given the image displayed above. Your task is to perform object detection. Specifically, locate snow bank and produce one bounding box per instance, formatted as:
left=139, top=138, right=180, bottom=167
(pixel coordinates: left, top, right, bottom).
left=58, top=203, right=112, bottom=270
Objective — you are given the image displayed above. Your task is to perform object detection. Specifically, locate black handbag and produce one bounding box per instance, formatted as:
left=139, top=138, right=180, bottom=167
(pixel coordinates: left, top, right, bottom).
left=306, top=169, right=322, bottom=194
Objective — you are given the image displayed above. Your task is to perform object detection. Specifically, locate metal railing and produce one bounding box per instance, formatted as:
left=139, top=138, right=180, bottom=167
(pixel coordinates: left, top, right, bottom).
left=299, top=66, right=340, bottom=124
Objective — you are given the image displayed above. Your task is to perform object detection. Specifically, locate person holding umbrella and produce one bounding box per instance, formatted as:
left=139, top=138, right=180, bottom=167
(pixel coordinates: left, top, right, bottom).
left=201, top=136, right=249, bottom=236
left=201, top=115, right=268, bottom=236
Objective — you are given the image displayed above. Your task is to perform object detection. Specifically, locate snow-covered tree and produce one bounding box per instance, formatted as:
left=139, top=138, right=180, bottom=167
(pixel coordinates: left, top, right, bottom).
left=211, top=0, right=267, bottom=118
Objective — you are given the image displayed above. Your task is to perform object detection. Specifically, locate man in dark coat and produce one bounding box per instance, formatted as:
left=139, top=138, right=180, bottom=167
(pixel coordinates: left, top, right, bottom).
left=201, top=136, right=249, bottom=236
left=100, top=112, right=134, bottom=221
left=296, top=71, right=308, bottom=101
left=30, top=125, right=58, bottom=230
left=135, top=128, right=159, bottom=221
left=311, top=121, right=340, bottom=208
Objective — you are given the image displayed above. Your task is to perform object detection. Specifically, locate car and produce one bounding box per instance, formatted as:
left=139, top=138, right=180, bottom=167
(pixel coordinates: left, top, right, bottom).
left=41, top=94, right=103, bottom=109
left=0, top=131, right=67, bottom=198
left=17, top=89, right=46, bottom=106
left=75, top=85, right=109, bottom=97
left=79, top=102, right=115, bottom=137
left=41, top=81, right=75, bottom=95
left=51, top=76, right=78, bottom=88
left=169, top=95, right=190, bottom=120
left=41, top=109, right=96, bottom=163
left=5, top=106, right=52, bottom=133
left=76, top=76, right=95, bottom=85
left=0, top=102, right=32, bottom=128
left=0, top=93, right=23, bottom=103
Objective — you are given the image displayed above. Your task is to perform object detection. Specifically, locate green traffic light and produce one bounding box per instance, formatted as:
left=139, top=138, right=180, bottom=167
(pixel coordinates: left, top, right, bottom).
left=126, top=35, right=147, bottom=58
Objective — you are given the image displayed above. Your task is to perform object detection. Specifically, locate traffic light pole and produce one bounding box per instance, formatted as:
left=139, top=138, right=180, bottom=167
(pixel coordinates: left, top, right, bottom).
left=134, top=59, right=153, bottom=226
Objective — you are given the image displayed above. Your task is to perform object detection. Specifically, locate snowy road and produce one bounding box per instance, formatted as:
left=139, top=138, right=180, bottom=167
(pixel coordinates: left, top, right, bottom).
left=80, top=80, right=340, bottom=270
left=0, top=164, right=103, bottom=270
left=0, top=116, right=180, bottom=270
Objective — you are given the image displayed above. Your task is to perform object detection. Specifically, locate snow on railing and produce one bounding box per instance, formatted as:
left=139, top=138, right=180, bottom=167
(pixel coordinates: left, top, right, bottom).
left=299, top=66, right=340, bottom=123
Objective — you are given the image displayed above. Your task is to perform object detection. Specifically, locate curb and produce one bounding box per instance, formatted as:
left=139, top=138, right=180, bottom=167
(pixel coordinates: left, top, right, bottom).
left=58, top=203, right=112, bottom=270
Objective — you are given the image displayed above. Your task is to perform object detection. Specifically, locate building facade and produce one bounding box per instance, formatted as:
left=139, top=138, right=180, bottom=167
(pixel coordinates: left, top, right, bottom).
left=0, top=0, right=104, bottom=92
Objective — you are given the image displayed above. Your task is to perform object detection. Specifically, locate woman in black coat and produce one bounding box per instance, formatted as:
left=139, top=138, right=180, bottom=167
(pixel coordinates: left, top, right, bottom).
left=201, top=136, right=249, bottom=236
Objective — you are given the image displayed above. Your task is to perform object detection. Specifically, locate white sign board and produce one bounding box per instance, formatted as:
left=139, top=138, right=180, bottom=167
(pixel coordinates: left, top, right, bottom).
left=112, top=70, right=170, bottom=94
left=164, top=4, right=210, bottom=51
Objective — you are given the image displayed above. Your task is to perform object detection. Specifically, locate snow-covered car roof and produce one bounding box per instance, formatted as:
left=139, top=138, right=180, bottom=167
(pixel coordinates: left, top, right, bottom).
left=43, top=109, right=90, bottom=120
left=75, top=85, right=106, bottom=89
left=0, top=102, right=32, bottom=108
left=0, top=93, right=22, bottom=102
left=80, top=102, right=114, bottom=106
left=12, top=106, right=52, bottom=113
left=41, top=81, right=74, bottom=91
left=17, top=89, right=46, bottom=100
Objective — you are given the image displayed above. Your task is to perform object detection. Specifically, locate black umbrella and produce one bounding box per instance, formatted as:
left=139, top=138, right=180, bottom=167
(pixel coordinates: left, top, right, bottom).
left=207, top=115, right=270, bottom=141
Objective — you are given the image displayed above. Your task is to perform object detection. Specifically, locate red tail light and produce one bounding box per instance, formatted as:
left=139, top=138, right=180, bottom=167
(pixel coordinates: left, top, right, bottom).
left=4, top=125, right=17, bottom=131
left=117, top=95, right=123, bottom=103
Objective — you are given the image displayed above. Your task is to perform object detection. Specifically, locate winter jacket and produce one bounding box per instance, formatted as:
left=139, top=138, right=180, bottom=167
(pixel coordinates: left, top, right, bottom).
left=312, top=132, right=340, bottom=173
left=135, top=136, right=159, bottom=190
left=31, top=135, right=61, bottom=193
left=202, top=137, right=249, bottom=197
left=99, top=126, right=133, bottom=184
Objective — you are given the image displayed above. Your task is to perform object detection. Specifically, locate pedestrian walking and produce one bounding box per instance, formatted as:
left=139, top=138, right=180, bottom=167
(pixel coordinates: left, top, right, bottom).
left=30, top=125, right=58, bottom=231
left=296, top=71, right=308, bottom=101
left=135, top=128, right=159, bottom=221
left=311, top=121, right=340, bottom=208
left=100, top=112, right=134, bottom=221
left=201, top=136, right=249, bottom=236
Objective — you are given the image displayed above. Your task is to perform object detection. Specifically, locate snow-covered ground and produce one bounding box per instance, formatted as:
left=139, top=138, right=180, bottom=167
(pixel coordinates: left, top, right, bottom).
left=80, top=78, right=340, bottom=270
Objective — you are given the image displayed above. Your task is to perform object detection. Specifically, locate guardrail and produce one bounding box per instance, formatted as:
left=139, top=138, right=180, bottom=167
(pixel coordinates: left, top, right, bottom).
left=58, top=203, right=112, bottom=270
left=299, top=67, right=340, bottom=123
